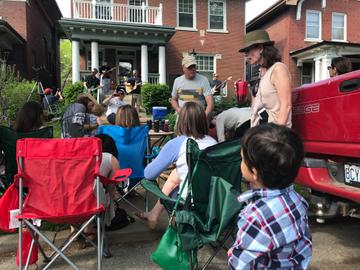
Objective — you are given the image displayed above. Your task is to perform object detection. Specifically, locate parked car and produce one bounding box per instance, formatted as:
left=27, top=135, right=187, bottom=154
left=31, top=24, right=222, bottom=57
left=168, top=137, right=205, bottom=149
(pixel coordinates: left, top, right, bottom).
left=292, top=70, right=360, bottom=222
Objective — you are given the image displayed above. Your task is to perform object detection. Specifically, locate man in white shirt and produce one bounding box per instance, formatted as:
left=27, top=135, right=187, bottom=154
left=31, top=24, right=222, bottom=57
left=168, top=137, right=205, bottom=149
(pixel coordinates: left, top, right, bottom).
left=215, top=107, right=251, bottom=142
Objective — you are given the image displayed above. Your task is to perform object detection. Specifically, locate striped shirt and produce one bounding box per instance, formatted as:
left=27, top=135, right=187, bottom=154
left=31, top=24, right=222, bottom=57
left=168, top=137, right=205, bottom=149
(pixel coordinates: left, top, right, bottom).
left=228, top=185, right=312, bottom=270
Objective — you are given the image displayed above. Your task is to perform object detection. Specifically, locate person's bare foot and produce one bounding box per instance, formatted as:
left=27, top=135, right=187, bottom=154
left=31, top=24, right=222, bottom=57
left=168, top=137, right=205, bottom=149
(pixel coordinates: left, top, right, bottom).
left=135, top=212, right=157, bottom=230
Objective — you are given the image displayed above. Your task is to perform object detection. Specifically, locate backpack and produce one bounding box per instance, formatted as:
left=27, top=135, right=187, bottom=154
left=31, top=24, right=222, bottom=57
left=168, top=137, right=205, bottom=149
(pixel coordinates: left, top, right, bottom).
left=106, top=201, right=134, bottom=231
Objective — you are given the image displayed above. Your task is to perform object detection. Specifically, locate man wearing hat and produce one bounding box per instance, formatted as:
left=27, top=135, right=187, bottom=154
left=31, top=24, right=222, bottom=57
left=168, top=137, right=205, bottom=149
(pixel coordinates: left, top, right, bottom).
left=239, top=29, right=292, bottom=128
left=171, top=54, right=213, bottom=116
left=42, top=87, right=63, bottom=111
left=103, top=85, right=127, bottom=124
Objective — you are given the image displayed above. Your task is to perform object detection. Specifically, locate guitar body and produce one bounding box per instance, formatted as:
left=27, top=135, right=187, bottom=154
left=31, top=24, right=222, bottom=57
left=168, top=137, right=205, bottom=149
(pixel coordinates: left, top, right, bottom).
left=125, top=84, right=137, bottom=94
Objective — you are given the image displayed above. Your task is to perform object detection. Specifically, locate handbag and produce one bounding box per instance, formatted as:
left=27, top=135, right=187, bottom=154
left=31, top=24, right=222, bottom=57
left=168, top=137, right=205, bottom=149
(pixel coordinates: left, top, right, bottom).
left=151, top=177, right=197, bottom=270
left=0, top=182, right=19, bottom=233
left=16, top=228, right=39, bottom=266
left=106, top=200, right=134, bottom=231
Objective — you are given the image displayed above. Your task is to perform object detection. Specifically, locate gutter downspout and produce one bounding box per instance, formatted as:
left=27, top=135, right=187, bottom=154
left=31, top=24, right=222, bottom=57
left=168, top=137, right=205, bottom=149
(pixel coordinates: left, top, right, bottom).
left=296, top=0, right=305, bottom=20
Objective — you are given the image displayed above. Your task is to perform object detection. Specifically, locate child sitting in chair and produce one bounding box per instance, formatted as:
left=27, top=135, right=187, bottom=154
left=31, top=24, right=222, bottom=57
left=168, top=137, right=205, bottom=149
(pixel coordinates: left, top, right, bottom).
left=228, top=123, right=312, bottom=270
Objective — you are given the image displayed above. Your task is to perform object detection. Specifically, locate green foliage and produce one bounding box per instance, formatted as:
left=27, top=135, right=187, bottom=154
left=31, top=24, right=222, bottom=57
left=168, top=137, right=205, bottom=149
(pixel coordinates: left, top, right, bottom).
left=141, top=84, right=172, bottom=114
left=0, top=65, right=22, bottom=125
left=3, top=80, right=38, bottom=123
left=63, top=82, right=85, bottom=106
left=166, top=112, right=177, bottom=131
left=213, top=97, right=250, bottom=114
left=60, top=39, right=72, bottom=88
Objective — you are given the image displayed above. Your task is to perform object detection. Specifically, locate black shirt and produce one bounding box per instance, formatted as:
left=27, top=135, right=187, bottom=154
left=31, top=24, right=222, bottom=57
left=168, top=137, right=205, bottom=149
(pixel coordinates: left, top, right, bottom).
left=85, top=75, right=100, bottom=89
left=100, top=65, right=111, bottom=79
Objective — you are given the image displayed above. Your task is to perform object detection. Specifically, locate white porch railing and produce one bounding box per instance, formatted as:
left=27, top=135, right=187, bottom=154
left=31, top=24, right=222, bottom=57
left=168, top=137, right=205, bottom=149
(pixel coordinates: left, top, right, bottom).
left=73, top=0, right=163, bottom=25
left=148, top=73, right=159, bottom=84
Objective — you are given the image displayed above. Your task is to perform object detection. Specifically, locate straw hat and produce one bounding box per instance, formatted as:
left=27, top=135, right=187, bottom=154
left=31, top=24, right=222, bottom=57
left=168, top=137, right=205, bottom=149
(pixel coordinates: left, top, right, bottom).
left=239, top=29, right=274, bottom=52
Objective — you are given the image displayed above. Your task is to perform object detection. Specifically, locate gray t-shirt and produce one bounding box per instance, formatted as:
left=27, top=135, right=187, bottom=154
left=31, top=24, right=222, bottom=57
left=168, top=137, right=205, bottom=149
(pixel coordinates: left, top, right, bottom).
left=61, top=103, right=86, bottom=138
left=172, top=74, right=212, bottom=108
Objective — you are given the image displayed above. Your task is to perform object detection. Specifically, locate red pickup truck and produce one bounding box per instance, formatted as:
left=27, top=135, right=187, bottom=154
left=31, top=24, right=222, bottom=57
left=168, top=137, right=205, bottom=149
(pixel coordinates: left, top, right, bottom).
left=292, top=70, right=360, bottom=222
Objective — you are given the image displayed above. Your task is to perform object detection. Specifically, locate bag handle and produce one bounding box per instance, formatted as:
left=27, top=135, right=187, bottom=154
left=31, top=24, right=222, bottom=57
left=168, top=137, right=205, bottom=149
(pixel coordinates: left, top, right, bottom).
left=168, top=175, right=188, bottom=225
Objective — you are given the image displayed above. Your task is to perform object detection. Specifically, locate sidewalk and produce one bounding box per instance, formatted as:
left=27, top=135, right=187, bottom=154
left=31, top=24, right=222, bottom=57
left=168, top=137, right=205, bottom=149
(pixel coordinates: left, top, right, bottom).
left=0, top=190, right=229, bottom=269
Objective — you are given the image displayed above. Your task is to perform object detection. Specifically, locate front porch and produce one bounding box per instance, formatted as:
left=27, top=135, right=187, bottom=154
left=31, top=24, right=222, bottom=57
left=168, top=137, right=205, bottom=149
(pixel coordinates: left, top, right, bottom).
left=60, top=10, right=174, bottom=86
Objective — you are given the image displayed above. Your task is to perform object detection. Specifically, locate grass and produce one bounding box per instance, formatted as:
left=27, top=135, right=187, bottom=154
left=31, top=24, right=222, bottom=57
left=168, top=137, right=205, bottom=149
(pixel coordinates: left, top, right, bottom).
left=46, top=119, right=62, bottom=138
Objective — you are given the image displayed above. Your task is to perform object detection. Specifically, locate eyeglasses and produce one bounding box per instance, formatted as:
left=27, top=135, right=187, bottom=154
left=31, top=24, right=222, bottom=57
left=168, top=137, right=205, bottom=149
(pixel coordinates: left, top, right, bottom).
left=327, top=65, right=334, bottom=70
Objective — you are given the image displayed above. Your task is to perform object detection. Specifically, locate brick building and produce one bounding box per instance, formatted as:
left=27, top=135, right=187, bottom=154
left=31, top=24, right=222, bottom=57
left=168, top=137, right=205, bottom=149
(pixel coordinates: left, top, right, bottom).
left=61, top=0, right=245, bottom=95
left=246, top=0, right=360, bottom=87
left=0, top=0, right=63, bottom=88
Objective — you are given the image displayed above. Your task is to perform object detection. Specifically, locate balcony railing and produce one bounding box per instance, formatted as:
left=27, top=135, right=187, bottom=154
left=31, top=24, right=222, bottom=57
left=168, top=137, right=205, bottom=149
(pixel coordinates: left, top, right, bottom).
left=73, top=0, right=163, bottom=25
left=148, top=73, right=159, bottom=84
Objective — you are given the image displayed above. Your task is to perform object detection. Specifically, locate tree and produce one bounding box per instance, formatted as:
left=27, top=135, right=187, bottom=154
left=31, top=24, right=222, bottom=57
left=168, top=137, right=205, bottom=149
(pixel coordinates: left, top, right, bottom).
left=60, top=39, right=72, bottom=89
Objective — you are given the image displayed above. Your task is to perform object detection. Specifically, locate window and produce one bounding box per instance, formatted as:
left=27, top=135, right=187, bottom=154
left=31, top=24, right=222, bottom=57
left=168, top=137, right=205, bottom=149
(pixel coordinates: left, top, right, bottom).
left=87, top=50, right=103, bottom=70
left=95, top=0, right=111, bottom=20
left=208, top=0, right=226, bottom=30
left=178, top=0, right=195, bottom=28
left=332, top=13, right=346, bottom=41
left=302, top=62, right=314, bottom=85
left=129, top=0, right=146, bottom=5
left=195, top=55, right=214, bottom=80
left=306, top=10, right=321, bottom=40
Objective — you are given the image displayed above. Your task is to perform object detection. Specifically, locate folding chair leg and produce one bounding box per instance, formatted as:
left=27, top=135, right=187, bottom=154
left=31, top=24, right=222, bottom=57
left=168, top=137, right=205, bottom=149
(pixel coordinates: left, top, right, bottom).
left=24, top=221, right=80, bottom=270
left=116, top=182, right=148, bottom=212
left=201, top=229, right=233, bottom=270
left=24, top=238, right=35, bottom=270
left=97, top=213, right=102, bottom=270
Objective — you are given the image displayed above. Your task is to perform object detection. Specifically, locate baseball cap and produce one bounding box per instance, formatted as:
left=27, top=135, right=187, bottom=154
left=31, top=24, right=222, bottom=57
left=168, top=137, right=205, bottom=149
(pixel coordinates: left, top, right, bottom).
left=44, top=88, right=52, bottom=95
left=116, top=85, right=126, bottom=95
left=182, top=55, right=197, bottom=68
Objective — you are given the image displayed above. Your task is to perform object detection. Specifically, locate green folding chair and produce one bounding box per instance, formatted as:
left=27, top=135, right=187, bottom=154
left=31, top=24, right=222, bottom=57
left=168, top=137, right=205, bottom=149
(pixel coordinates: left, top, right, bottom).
left=142, top=138, right=244, bottom=269
left=0, top=126, right=53, bottom=196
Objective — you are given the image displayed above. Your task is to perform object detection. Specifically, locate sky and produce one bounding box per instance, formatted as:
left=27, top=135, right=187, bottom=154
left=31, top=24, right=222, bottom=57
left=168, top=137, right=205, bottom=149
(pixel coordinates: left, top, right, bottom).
left=56, top=0, right=279, bottom=23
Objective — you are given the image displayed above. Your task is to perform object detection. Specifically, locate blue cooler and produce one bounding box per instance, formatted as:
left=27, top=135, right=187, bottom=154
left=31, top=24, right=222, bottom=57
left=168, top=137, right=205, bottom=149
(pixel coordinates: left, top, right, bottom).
left=152, top=106, right=167, bottom=121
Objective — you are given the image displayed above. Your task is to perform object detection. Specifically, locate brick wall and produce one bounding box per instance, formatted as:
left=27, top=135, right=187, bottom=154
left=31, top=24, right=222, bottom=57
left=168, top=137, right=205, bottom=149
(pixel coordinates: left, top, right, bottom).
left=0, top=0, right=60, bottom=88
left=250, top=0, right=360, bottom=87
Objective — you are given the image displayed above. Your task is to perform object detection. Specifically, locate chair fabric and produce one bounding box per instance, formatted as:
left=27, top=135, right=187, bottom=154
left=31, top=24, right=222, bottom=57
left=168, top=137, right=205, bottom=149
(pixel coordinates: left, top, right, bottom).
left=0, top=126, right=53, bottom=190
left=16, top=138, right=104, bottom=224
left=98, top=125, right=149, bottom=179
left=142, top=138, right=244, bottom=265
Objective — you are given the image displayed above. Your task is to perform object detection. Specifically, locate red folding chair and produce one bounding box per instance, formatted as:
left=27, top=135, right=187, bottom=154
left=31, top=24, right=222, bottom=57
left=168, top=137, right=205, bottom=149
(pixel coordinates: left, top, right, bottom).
left=15, top=138, right=131, bottom=270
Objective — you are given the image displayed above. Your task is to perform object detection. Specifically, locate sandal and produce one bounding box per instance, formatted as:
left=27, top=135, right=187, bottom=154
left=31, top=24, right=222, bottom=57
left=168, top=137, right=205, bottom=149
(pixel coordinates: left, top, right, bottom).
left=135, top=212, right=157, bottom=230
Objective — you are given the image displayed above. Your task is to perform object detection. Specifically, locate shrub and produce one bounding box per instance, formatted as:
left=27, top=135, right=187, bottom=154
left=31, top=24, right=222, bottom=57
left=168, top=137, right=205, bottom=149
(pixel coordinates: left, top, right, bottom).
left=0, top=65, right=22, bottom=125
left=213, top=96, right=250, bottom=115
left=62, top=82, right=85, bottom=106
left=166, top=112, right=177, bottom=131
left=3, top=81, right=39, bottom=123
left=141, top=84, right=172, bottom=114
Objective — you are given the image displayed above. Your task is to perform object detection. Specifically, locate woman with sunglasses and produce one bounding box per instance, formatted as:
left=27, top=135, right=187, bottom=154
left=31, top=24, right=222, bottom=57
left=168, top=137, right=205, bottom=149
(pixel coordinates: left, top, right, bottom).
left=239, top=30, right=292, bottom=128
left=103, top=85, right=127, bottom=124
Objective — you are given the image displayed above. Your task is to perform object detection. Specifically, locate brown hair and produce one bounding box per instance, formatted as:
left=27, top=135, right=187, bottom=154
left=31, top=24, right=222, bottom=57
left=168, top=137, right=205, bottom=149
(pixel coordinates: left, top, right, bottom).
left=261, top=45, right=282, bottom=69
left=331, top=57, right=352, bottom=75
left=176, top=102, right=208, bottom=139
left=76, top=95, right=95, bottom=112
left=13, top=101, right=44, bottom=132
left=115, top=104, right=140, bottom=127
left=91, top=104, right=104, bottom=117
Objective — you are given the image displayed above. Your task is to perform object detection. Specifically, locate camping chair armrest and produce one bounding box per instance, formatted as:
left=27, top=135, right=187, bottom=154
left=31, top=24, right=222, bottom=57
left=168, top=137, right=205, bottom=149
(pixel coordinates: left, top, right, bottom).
left=98, top=168, right=132, bottom=185
left=144, top=146, right=160, bottom=160
left=141, top=179, right=184, bottom=205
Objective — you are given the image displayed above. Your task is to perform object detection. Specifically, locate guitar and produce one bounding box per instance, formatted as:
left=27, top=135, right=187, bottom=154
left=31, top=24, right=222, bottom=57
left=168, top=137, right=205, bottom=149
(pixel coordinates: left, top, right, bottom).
left=211, top=76, right=232, bottom=95
left=86, top=85, right=103, bottom=94
left=125, top=82, right=142, bottom=94
left=100, top=66, right=116, bottom=78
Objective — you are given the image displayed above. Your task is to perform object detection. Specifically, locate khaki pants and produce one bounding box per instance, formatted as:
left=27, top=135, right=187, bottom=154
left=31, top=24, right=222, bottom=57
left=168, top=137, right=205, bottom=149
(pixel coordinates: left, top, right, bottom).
left=131, top=93, right=141, bottom=107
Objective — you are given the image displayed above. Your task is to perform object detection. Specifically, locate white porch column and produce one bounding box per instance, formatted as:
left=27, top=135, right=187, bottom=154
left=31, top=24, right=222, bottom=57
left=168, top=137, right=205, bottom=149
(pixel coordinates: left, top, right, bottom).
left=141, top=44, right=148, bottom=83
left=91, top=41, right=99, bottom=70
left=321, top=56, right=332, bottom=80
left=314, top=57, right=322, bottom=82
left=158, top=45, right=166, bottom=84
left=72, top=40, right=80, bottom=83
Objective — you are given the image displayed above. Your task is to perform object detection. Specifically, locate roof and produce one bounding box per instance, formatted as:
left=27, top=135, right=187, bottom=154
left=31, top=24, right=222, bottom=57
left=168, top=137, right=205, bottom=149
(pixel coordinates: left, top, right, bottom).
left=0, top=19, right=26, bottom=49
left=290, top=40, right=360, bottom=58
left=246, top=0, right=298, bottom=31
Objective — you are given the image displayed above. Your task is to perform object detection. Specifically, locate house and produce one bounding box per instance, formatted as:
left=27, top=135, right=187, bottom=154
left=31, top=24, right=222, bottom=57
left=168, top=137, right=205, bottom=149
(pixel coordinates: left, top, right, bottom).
left=60, top=0, right=245, bottom=94
left=0, top=0, right=64, bottom=88
left=246, top=0, right=360, bottom=87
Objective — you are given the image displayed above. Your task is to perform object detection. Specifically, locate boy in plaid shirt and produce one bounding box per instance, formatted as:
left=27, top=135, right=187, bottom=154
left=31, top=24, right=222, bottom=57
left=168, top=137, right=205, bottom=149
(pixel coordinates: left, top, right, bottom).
left=228, top=124, right=312, bottom=270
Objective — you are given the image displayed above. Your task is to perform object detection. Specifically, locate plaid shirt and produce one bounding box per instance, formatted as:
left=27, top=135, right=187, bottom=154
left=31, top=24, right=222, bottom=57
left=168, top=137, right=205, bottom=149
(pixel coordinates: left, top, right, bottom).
left=228, top=185, right=312, bottom=270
